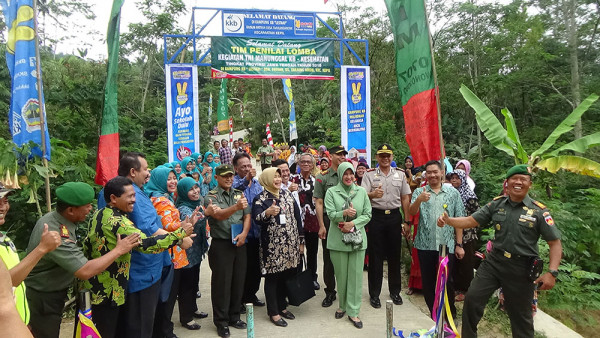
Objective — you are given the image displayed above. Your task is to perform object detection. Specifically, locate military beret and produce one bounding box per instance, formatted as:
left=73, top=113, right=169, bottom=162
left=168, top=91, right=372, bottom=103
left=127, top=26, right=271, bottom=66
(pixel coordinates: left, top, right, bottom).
left=505, top=164, right=531, bottom=179
left=215, top=164, right=234, bottom=176
left=56, top=182, right=95, bottom=206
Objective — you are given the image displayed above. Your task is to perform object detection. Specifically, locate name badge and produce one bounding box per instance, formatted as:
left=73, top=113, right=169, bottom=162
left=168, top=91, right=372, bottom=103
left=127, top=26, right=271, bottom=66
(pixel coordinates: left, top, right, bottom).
left=279, top=214, right=287, bottom=224
left=519, top=215, right=536, bottom=222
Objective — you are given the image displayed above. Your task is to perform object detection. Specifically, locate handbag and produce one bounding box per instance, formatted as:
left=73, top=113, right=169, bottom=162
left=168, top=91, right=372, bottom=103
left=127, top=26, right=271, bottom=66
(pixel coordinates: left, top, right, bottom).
left=342, top=228, right=363, bottom=250
left=285, top=255, right=315, bottom=306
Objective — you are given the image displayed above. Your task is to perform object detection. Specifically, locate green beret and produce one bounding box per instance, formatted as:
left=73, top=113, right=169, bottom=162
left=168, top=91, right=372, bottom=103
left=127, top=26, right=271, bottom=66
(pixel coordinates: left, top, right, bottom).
left=506, top=165, right=531, bottom=179
left=56, top=182, right=95, bottom=206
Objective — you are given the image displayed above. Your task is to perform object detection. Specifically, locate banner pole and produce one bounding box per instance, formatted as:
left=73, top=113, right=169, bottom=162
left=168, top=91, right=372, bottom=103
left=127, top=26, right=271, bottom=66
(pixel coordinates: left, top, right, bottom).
left=32, top=0, right=51, bottom=212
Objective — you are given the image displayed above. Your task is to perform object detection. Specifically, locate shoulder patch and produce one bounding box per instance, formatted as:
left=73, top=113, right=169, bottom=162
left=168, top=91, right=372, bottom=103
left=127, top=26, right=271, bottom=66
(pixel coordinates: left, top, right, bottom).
left=532, top=200, right=547, bottom=210
left=366, top=168, right=376, bottom=172
left=316, top=178, right=323, bottom=183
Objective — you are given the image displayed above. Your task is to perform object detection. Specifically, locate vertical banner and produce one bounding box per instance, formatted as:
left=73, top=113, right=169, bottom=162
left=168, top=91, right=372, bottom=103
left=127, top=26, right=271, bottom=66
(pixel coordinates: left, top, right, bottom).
left=217, top=79, right=229, bottom=132
left=165, top=64, right=199, bottom=162
left=208, top=92, right=213, bottom=123
left=282, top=79, right=298, bottom=141
left=385, top=0, right=442, bottom=166
left=341, top=66, right=371, bottom=165
left=1, top=0, right=51, bottom=159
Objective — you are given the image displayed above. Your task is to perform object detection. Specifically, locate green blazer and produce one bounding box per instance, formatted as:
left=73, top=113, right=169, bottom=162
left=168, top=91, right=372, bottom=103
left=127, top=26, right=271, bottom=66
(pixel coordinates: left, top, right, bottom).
left=324, top=183, right=372, bottom=251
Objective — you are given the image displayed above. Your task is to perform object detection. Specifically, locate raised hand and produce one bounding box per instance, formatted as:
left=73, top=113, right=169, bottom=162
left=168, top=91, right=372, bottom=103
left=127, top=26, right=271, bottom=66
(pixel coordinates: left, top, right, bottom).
left=372, top=185, right=384, bottom=198
left=437, top=212, right=450, bottom=227
left=38, top=224, right=61, bottom=253
left=181, top=216, right=194, bottom=235
left=115, top=233, right=141, bottom=255
left=266, top=200, right=280, bottom=216
left=205, top=199, right=220, bottom=217
left=180, top=236, right=194, bottom=249
left=236, top=196, right=248, bottom=210
left=344, top=202, right=357, bottom=218
left=418, top=191, right=431, bottom=203
left=288, top=182, right=299, bottom=192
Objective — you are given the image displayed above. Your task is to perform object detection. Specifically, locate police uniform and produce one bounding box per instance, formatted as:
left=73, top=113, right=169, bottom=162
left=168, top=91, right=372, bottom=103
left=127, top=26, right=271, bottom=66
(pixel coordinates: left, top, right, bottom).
left=26, top=182, right=94, bottom=338
left=204, top=164, right=252, bottom=334
left=360, top=144, right=411, bottom=305
left=462, top=166, right=561, bottom=338
left=314, top=145, right=347, bottom=302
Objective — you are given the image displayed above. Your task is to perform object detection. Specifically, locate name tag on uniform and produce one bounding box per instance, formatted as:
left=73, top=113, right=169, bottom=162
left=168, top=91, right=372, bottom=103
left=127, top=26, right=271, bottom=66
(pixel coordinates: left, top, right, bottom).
left=279, top=214, right=287, bottom=224
left=519, top=215, right=536, bottom=222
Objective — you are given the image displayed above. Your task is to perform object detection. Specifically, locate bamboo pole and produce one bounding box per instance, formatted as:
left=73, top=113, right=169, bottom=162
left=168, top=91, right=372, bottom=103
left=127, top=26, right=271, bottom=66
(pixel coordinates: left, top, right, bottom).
left=246, top=303, right=254, bottom=338
left=32, top=0, right=51, bottom=213
left=386, top=300, right=393, bottom=338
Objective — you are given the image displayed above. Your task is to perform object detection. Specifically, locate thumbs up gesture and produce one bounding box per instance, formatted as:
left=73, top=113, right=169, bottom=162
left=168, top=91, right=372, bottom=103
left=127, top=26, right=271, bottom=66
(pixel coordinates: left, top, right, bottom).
left=344, top=202, right=357, bottom=218
left=205, top=199, right=220, bottom=217
left=38, top=223, right=61, bottom=253
left=266, top=200, right=280, bottom=216
left=236, top=196, right=248, bottom=210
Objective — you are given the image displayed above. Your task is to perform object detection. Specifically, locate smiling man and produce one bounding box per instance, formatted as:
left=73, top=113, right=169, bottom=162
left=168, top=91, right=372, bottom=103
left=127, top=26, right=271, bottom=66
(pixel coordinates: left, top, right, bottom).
left=438, top=164, right=562, bottom=338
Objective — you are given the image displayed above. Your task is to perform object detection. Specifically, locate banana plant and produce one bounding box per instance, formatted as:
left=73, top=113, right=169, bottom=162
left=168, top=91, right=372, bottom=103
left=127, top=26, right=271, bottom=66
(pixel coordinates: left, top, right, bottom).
left=459, top=84, right=600, bottom=178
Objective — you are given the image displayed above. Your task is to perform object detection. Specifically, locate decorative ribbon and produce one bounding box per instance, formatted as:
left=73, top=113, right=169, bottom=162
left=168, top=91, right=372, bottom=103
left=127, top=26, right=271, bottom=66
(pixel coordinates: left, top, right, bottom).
left=432, top=255, right=461, bottom=337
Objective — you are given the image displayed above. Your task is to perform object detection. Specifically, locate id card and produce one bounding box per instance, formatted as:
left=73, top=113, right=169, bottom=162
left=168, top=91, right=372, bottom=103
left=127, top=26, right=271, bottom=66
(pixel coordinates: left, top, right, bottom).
left=279, top=214, right=287, bottom=224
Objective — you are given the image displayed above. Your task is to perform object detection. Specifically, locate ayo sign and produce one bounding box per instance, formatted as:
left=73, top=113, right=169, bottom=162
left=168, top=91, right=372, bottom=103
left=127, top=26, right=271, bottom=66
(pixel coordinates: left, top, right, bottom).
left=222, top=10, right=316, bottom=39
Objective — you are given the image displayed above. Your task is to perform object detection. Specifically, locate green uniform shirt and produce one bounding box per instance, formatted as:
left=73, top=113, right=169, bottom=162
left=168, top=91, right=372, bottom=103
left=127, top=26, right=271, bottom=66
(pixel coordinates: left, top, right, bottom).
left=314, top=169, right=339, bottom=202
left=324, top=185, right=372, bottom=251
left=26, top=211, right=88, bottom=292
left=257, top=146, right=274, bottom=164
left=204, top=186, right=251, bottom=240
left=472, top=195, right=561, bottom=257
left=0, top=232, right=29, bottom=323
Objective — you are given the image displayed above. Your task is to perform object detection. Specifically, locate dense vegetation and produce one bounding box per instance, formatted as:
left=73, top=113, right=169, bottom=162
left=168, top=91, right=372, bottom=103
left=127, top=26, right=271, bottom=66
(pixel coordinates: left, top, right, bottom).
left=0, top=0, right=599, bottom=334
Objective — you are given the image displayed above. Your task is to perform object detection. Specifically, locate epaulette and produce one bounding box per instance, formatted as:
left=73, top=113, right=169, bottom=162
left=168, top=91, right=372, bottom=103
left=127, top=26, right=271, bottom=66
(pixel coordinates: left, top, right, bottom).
left=532, top=200, right=547, bottom=209
left=493, top=195, right=504, bottom=201
left=208, top=190, right=218, bottom=195
left=366, top=168, right=376, bottom=172
left=320, top=169, right=329, bottom=175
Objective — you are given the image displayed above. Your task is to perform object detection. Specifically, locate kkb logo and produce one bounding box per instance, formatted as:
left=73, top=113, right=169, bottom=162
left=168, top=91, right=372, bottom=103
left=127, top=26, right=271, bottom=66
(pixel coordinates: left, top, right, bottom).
left=224, top=14, right=244, bottom=34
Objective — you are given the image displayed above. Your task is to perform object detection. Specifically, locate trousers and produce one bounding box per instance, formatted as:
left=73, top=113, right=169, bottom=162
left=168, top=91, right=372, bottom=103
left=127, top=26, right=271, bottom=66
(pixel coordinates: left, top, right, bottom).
left=330, top=249, right=366, bottom=317
left=321, top=214, right=336, bottom=295
left=367, top=210, right=403, bottom=298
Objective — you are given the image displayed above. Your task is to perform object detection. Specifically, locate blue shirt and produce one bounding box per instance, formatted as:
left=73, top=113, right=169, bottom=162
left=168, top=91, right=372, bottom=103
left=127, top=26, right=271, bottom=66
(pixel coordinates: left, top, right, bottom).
left=98, top=183, right=170, bottom=293
left=233, top=174, right=263, bottom=239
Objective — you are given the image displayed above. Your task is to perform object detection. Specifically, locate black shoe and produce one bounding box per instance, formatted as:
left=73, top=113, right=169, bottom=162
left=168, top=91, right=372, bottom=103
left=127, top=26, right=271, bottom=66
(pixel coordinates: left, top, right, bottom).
left=348, top=316, right=363, bottom=329
left=253, top=299, right=266, bottom=307
left=166, top=333, right=178, bottom=338
left=217, top=326, right=230, bottom=337
left=280, top=310, right=295, bottom=320
left=240, top=304, right=246, bottom=314
left=270, top=316, right=288, bottom=327
left=391, top=293, right=403, bottom=305
left=313, top=280, right=321, bottom=290
left=182, top=320, right=201, bottom=330
left=193, top=311, right=209, bottom=319
left=321, top=293, right=336, bottom=307
left=335, top=310, right=346, bottom=319
left=229, top=319, right=247, bottom=329
left=370, top=296, right=381, bottom=308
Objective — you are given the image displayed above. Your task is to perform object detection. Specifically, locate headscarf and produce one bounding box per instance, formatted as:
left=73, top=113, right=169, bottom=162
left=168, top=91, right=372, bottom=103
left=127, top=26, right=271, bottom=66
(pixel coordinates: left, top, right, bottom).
left=456, top=159, right=476, bottom=190
left=163, top=162, right=174, bottom=169
left=213, top=154, right=221, bottom=163
left=144, top=166, right=176, bottom=202
left=176, top=177, right=202, bottom=210
left=451, top=169, right=477, bottom=206
left=191, top=152, right=200, bottom=163
left=258, top=167, right=281, bottom=198
left=180, top=157, right=196, bottom=176
left=335, top=162, right=358, bottom=197
left=404, top=156, right=422, bottom=175
left=204, top=151, right=218, bottom=169
left=287, top=146, right=297, bottom=167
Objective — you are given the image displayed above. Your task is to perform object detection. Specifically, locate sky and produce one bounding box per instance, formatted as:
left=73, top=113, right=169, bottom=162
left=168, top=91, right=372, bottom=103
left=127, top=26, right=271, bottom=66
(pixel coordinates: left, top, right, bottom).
left=56, top=0, right=389, bottom=60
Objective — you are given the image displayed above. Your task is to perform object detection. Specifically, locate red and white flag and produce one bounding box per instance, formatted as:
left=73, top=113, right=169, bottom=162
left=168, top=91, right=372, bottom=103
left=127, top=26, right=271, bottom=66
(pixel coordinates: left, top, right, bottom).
left=266, top=123, right=273, bottom=146
left=229, top=118, right=234, bottom=146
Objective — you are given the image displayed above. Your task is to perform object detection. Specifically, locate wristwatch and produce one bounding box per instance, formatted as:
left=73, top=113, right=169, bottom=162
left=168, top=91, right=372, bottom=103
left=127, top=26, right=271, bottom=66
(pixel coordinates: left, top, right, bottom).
left=455, top=243, right=464, bottom=248
left=549, top=269, right=559, bottom=278
left=403, top=220, right=412, bottom=225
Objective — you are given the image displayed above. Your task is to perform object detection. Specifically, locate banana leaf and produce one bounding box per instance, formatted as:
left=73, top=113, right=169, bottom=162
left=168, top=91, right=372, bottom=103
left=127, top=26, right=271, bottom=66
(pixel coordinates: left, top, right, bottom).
left=530, top=94, right=600, bottom=160
left=535, top=155, right=600, bottom=178
left=459, top=85, right=515, bottom=157
left=501, top=108, right=528, bottom=163
left=547, top=132, right=600, bottom=157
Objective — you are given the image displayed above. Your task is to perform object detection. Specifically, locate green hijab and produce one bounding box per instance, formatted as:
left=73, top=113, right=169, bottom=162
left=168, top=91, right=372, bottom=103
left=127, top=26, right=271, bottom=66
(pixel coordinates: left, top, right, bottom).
left=336, top=162, right=358, bottom=198
left=176, top=177, right=202, bottom=210
left=144, top=166, right=176, bottom=201
left=258, top=167, right=281, bottom=198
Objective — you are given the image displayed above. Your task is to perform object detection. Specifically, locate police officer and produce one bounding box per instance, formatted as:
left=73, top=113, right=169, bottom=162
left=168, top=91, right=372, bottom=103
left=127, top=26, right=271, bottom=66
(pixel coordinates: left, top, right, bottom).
left=25, top=182, right=140, bottom=338
left=314, top=145, right=347, bottom=307
left=204, top=164, right=251, bottom=338
left=439, top=165, right=562, bottom=338
left=361, top=144, right=411, bottom=308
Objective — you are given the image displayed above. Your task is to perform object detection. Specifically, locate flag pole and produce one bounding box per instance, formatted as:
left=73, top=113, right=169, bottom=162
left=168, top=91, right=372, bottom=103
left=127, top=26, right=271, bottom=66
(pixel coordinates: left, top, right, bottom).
left=32, top=0, right=52, bottom=213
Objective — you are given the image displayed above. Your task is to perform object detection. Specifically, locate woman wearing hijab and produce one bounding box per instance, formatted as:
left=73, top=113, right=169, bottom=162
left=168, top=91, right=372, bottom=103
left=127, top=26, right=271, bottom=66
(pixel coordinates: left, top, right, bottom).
left=204, top=152, right=219, bottom=188
left=324, top=162, right=372, bottom=329
left=144, top=166, right=198, bottom=338
left=449, top=169, right=480, bottom=301
left=176, top=178, right=210, bottom=329
left=455, top=159, right=476, bottom=191
left=287, top=146, right=297, bottom=167
left=404, top=155, right=423, bottom=295
left=252, top=168, right=304, bottom=327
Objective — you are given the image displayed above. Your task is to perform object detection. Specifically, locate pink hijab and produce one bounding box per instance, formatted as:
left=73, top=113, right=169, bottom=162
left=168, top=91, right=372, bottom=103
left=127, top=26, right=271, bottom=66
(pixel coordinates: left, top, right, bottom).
left=456, top=159, right=476, bottom=190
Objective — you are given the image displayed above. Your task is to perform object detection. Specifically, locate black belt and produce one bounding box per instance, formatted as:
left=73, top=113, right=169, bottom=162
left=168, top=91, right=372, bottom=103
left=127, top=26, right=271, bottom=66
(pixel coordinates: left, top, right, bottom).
left=492, top=248, right=530, bottom=260
left=372, top=208, right=400, bottom=215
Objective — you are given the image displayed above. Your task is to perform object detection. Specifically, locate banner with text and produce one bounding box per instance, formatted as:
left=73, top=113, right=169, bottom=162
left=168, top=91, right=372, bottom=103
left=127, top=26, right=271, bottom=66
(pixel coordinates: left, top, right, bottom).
left=166, top=65, right=200, bottom=162
left=211, top=37, right=334, bottom=80
left=222, top=10, right=316, bottom=39
left=341, top=66, right=371, bottom=165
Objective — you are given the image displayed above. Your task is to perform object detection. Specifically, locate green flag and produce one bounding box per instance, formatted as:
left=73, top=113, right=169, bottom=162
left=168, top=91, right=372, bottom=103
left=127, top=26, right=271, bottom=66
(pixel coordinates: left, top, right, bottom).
left=95, top=0, right=124, bottom=185
left=217, top=79, right=228, bottom=132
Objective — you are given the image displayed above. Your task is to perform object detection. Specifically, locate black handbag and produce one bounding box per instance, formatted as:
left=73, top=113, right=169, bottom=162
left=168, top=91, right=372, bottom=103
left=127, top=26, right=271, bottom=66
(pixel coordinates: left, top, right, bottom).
left=285, top=255, right=315, bottom=306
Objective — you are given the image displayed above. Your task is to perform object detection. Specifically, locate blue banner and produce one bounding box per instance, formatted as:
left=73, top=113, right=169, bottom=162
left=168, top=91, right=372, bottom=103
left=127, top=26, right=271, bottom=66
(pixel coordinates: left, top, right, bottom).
left=1, top=0, right=51, bottom=159
left=165, top=65, right=200, bottom=162
left=282, top=79, right=297, bottom=141
left=341, top=66, right=371, bottom=164
left=223, top=10, right=316, bottom=39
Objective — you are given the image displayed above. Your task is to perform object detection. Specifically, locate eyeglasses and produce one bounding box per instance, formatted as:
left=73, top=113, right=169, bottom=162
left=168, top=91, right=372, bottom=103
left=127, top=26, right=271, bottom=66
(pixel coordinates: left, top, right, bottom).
left=299, top=160, right=312, bottom=164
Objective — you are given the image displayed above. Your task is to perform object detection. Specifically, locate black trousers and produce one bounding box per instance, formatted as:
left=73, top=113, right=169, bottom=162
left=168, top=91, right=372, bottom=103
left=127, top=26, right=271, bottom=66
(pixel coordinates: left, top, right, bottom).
left=209, top=238, right=247, bottom=329
left=264, top=268, right=296, bottom=316
left=321, top=214, right=336, bottom=295
left=242, top=237, right=262, bottom=303
left=178, top=264, right=201, bottom=324
left=367, top=210, right=403, bottom=298
left=462, top=252, right=535, bottom=338
left=305, top=231, right=319, bottom=281
left=118, top=280, right=161, bottom=338
left=453, top=240, right=477, bottom=292
left=27, top=287, right=67, bottom=338
left=92, top=303, right=122, bottom=338
left=154, top=268, right=182, bottom=338
left=418, top=249, right=456, bottom=319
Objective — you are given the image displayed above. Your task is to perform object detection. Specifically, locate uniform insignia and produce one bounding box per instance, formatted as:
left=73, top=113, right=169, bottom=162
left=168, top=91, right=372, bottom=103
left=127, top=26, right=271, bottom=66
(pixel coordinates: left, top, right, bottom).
left=532, top=200, right=547, bottom=209
left=493, top=195, right=503, bottom=201
left=366, top=168, right=376, bottom=172
left=382, top=145, right=388, bottom=150
left=543, top=211, right=550, bottom=217
left=520, top=215, right=536, bottom=222
left=523, top=206, right=528, bottom=210
left=527, top=209, right=534, bottom=216
left=316, top=178, right=322, bottom=183
left=234, top=194, right=242, bottom=200
left=496, top=224, right=501, bottom=230
left=544, top=214, right=554, bottom=226
left=60, top=224, right=69, bottom=238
